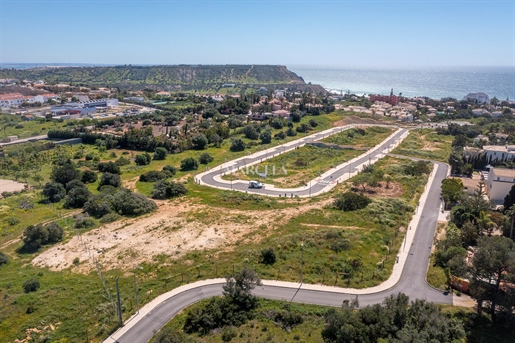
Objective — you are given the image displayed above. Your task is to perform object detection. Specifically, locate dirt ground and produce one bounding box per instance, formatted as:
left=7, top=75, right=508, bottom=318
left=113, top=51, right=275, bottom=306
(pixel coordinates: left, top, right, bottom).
left=31, top=197, right=330, bottom=273
left=0, top=179, right=27, bottom=196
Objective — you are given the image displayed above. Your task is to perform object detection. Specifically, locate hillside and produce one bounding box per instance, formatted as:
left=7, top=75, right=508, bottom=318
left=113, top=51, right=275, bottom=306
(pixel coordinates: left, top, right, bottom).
left=0, top=64, right=310, bottom=88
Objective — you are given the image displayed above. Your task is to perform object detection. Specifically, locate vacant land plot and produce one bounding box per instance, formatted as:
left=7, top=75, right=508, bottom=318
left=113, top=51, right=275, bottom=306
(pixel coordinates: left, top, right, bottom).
left=223, top=126, right=394, bottom=188
left=392, top=128, right=453, bottom=162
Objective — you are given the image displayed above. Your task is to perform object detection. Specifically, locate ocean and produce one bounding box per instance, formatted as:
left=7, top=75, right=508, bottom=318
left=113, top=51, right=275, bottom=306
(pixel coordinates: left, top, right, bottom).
left=2, top=63, right=514, bottom=101
left=288, top=65, right=515, bottom=101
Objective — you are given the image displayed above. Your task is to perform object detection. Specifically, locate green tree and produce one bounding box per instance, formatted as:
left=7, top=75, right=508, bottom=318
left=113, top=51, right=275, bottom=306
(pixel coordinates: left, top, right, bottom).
left=441, top=178, right=463, bottom=206
left=98, top=161, right=121, bottom=174
left=152, top=180, right=188, bottom=199
left=42, top=182, right=66, bottom=203
left=98, top=172, right=121, bottom=189
left=81, top=170, right=98, bottom=184
left=153, top=147, right=168, bottom=160
left=334, top=192, right=371, bottom=211
left=198, top=152, right=214, bottom=164
left=180, top=157, right=199, bottom=171
left=230, top=138, right=246, bottom=152
left=471, top=236, right=515, bottom=317
left=503, top=184, right=515, bottom=212
left=64, top=186, right=91, bottom=208
left=50, top=159, right=80, bottom=186
left=260, top=247, right=277, bottom=265
left=191, top=134, right=209, bottom=150
left=260, top=130, right=272, bottom=144
left=135, top=153, right=152, bottom=166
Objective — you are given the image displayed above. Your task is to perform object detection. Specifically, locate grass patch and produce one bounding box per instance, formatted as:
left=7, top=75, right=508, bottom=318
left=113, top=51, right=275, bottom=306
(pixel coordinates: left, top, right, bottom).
left=392, top=128, right=453, bottom=162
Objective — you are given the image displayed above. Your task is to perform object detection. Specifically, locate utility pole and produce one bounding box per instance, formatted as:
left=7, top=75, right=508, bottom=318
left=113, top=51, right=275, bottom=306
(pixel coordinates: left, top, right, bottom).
left=116, top=277, right=123, bottom=328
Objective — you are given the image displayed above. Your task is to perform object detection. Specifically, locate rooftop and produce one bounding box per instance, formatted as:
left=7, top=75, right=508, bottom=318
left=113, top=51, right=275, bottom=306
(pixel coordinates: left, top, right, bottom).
left=492, top=168, right=515, bottom=178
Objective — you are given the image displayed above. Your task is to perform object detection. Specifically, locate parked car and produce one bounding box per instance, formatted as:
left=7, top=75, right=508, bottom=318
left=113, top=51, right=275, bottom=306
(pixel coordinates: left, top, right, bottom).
left=248, top=180, right=264, bottom=189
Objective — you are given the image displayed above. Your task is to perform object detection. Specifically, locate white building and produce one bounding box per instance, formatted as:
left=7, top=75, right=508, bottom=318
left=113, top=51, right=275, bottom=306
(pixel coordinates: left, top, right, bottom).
left=33, top=93, right=58, bottom=103
left=486, top=167, right=515, bottom=205
left=0, top=93, right=34, bottom=106
left=464, top=92, right=490, bottom=104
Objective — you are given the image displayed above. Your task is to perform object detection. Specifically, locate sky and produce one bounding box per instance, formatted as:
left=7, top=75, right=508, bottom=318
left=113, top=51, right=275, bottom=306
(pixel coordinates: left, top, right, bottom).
left=0, top=0, right=514, bottom=67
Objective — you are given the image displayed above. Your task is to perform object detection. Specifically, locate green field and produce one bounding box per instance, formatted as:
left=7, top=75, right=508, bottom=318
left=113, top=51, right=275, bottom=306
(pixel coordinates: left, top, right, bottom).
left=391, top=128, right=453, bottom=162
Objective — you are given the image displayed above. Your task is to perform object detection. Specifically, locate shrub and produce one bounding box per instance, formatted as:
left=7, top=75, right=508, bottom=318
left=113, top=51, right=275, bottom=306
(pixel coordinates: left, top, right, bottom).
left=162, top=165, right=177, bottom=176
left=23, top=278, right=40, bottom=293
left=98, top=172, right=121, bottom=189
left=84, top=193, right=115, bottom=218
left=85, top=153, right=94, bottom=161
left=42, top=182, right=66, bottom=203
left=153, top=147, right=168, bottom=160
left=65, top=179, right=86, bottom=192
left=7, top=217, right=20, bottom=226
left=153, top=328, right=185, bottom=343
left=260, top=130, right=272, bottom=144
left=0, top=251, right=8, bottom=266
left=81, top=170, right=98, bottom=184
left=73, top=214, right=96, bottom=229
left=64, top=186, right=92, bottom=208
left=334, top=192, right=371, bottom=211
left=260, top=247, right=277, bottom=265
left=152, top=180, right=188, bottom=199
left=98, top=162, right=121, bottom=175
left=135, top=153, right=152, bottom=166
left=22, top=222, right=64, bottom=251
left=99, top=212, right=121, bottom=223
left=286, top=127, right=297, bottom=137
left=309, top=119, right=319, bottom=127
left=230, top=138, right=246, bottom=152
left=199, top=153, right=214, bottom=164
left=139, top=171, right=168, bottom=182
left=243, top=125, right=259, bottom=140
left=50, top=159, right=80, bottom=186
left=221, top=327, right=237, bottom=342
left=191, top=134, right=209, bottom=150
left=112, top=189, right=157, bottom=216
left=180, top=157, right=199, bottom=171
left=270, top=117, right=285, bottom=129
left=290, top=111, right=302, bottom=122
left=274, top=131, right=286, bottom=140
left=115, top=157, right=131, bottom=166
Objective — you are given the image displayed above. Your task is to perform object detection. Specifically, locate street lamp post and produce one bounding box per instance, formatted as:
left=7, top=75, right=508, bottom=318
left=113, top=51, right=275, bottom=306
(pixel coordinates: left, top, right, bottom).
left=133, top=265, right=142, bottom=314
left=300, top=242, right=304, bottom=284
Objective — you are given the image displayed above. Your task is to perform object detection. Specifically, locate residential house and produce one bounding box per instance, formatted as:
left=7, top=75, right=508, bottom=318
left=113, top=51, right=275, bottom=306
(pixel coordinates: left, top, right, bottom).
left=486, top=166, right=515, bottom=205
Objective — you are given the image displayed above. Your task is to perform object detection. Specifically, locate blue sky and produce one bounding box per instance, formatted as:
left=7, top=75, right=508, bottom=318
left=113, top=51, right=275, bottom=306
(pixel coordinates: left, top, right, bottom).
left=0, top=0, right=513, bottom=67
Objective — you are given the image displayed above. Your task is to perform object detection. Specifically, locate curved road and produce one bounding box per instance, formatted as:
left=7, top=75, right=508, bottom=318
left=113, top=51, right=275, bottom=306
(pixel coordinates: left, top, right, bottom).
left=106, top=130, right=452, bottom=343
left=197, top=125, right=408, bottom=197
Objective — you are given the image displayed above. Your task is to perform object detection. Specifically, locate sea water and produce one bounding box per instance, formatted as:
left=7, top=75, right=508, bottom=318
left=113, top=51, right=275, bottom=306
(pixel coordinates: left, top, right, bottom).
left=288, top=65, right=515, bottom=101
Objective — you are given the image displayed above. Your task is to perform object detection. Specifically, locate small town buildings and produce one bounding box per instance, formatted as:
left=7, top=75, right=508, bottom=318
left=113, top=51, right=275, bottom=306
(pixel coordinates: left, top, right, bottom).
left=486, top=166, right=515, bottom=205
left=369, top=94, right=399, bottom=105
left=0, top=93, right=34, bottom=106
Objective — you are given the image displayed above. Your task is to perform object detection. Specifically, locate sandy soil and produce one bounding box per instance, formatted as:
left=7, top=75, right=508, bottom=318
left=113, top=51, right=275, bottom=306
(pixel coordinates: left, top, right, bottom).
left=0, top=179, right=27, bottom=196
left=419, top=134, right=441, bottom=151
left=32, top=197, right=330, bottom=273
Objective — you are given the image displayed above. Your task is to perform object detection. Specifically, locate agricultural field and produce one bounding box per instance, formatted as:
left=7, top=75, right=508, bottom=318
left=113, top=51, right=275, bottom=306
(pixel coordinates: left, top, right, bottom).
left=391, top=128, right=453, bottom=162
left=222, top=126, right=394, bottom=188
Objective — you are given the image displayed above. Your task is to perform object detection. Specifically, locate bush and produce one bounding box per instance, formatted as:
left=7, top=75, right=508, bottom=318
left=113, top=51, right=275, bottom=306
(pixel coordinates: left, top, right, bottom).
left=85, top=153, right=94, bottom=161
left=115, top=157, right=131, bottom=166
left=84, top=193, right=115, bottom=218
left=99, top=212, right=121, bottom=223
left=153, top=328, right=185, bottom=343
left=260, top=247, right=277, bottom=265
left=65, top=179, right=86, bottom=192
left=162, top=165, right=177, bottom=176
left=135, top=153, right=152, bottom=166
left=51, top=159, right=80, bottom=186
left=152, top=180, right=188, bottom=199
left=260, top=130, right=272, bottom=144
left=112, top=189, right=157, bottom=216
left=64, top=186, right=92, bottom=208
left=199, top=153, right=214, bottom=164
left=7, top=217, right=20, bottom=226
left=309, top=119, right=319, bottom=127
left=81, top=170, right=98, bottom=184
left=243, top=125, right=259, bottom=140
left=290, top=111, right=302, bottom=122
left=180, top=157, right=199, bottom=171
left=274, top=131, right=286, bottom=140
left=0, top=251, right=8, bottom=266
left=153, top=147, right=168, bottom=160
left=139, top=171, right=168, bottom=182
left=22, top=222, right=64, bottom=251
left=98, top=173, right=121, bottom=189
left=23, top=278, right=40, bottom=293
left=270, top=118, right=285, bottom=129
left=98, top=161, right=121, bottom=175
left=221, top=327, right=237, bottom=342
left=191, top=134, right=209, bottom=150
left=230, top=138, right=246, bottom=152
left=73, top=214, right=96, bottom=229
left=286, top=127, right=297, bottom=137
left=334, top=192, right=371, bottom=211
left=42, top=182, right=66, bottom=203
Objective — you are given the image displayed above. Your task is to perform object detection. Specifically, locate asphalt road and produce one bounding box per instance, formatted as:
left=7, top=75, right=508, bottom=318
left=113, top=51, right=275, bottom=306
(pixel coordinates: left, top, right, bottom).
left=0, top=134, right=48, bottom=147
left=112, top=158, right=451, bottom=343
left=199, top=127, right=408, bottom=196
